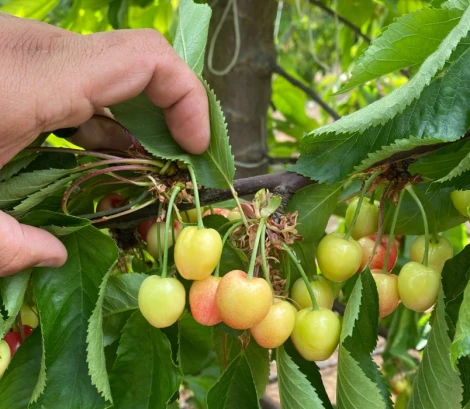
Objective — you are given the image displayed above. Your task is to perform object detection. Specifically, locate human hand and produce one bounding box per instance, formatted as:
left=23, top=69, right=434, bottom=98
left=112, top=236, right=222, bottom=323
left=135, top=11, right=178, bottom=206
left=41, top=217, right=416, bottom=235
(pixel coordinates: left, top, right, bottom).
left=0, top=13, right=210, bottom=275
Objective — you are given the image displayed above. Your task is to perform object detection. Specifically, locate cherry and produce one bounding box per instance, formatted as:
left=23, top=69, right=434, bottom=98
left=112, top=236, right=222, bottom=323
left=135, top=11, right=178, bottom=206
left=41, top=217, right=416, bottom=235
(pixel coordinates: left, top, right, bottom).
left=215, top=270, right=272, bottom=330
left=450, top=190, right=470, bottom=217
left=290, top=308, right=341, bottom=361
left=202, top=208, right=231, bottom=218
left=227, top=208, right=242, bottom=221
left=181, top=207, right=205, bottom=223
left=371, top=270, right=400, bottom=318
left=409, top=235, right=453, bottom=273
left=291, top=276, right=334, bottom=310
left=345, top=197, right=379, bottom=240
left=137, top=218, right=156, bottom=242
left=189, top=276, right=222, bottom=326
left=4, top=331, right=21, bottom=356
left=250, top=299, right=296, bottom=348
left=146, top=220, right=182, bottom=259
left=20, top=304, right=39, bottom=328
left=398, top=261, right=440, bottom=312
left=96, top=193, right=126, bottom=213
left=138, top=276, right=186, bottom=328
left=357, top=235, right=398, bottom=272
left=0, top=340, right=11, bottom=378
left=174, top=226, right=223, bottom=281
left=316, top=233, right=362, bottom=282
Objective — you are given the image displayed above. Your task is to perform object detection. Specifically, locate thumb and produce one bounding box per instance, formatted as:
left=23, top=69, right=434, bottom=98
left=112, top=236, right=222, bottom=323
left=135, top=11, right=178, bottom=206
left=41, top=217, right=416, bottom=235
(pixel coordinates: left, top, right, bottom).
left=0, top=212, right=67, bottom=276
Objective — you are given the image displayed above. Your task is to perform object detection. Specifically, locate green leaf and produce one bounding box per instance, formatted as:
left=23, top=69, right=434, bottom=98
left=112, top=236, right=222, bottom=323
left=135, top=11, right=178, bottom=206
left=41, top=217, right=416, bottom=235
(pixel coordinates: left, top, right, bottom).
left=451, top=278, right=470, bottom=365
left=0, top=154, right=38, bottom=183
left=431, top=150, right=470, bottom=190
left=277, top=345, right=329, bottom=409
left=408, top=290, right=464, bottom=409
left=206, top=354, right=260, bottom=409
left=291, top=8, right=470, bottom=183
left=0, top=169, right=72, bottom=210
left=178, top=311, right=215, bottom=375
left=442, top=0, right=470, bottom=9
left=109, top=311, right=183, bottom=409
left=31, top=226, right=118, bottom=409
left=18, top=210, right=90, bottom=235
left=87, top=267, right=115, bottom=403
left=245, top=339, right=270, bottom=399
left=0, top=328, right=42, bottom=409
left=340, top=8, right=463, bottom=93
left=337, top=271, right=393, bottom=409
left=173, top=0, right=211, bottom=75
left=0, top=0, right=61, bottom=19
left=286, top=183, right=342, bottom=242
left=0, top=269, right=31, bottom=338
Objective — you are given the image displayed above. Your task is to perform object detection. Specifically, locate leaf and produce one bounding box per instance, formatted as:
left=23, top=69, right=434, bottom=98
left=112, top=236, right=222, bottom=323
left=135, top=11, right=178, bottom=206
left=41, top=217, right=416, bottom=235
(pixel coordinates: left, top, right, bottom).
left=18, top=210, right=90, bottom=235
left=431, top=150, right=470, bottom=190
left=178, top=311, right=215, bottom=375
left=0, top=0, right=61, bottom=19
left=245, top=339, right=270, bottom=399
left=31, top=226, right=119, bottom=409
left=277, top=345, right=329, bottom=409
left=0, top=328, right=42, bottom=409
left=109, top=311, right=183, bottom=409
left=408, top=290, right=464, bottom=409
left=285, top=183, right=342, bottom=242
left=291, top=9, right=470, bottom=184
left=0, top=168, right=72, bottom=210
left=0, top=269, right=31, bottom=338
left=340, top=8, right=463, bottom=93
left=0, top=154, right=38, bottom=182
left=87, top=267, right=115, bottom=403
left=173, top=0, right=211, bottom=75
left=442, top=0, right=470, bottom=9
left=451, top=279, right=470, bottom=365
left=337, top=270, right=393, bottom=409
left=206, top=354, right=260, bottom=409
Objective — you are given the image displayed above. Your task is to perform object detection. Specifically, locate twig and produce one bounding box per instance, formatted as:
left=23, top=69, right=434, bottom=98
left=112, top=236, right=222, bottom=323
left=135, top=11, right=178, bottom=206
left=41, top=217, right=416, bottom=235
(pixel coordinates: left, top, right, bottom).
left=309, top=0, right=371, bottom=43
left=272, top=64, right=341, bottom=120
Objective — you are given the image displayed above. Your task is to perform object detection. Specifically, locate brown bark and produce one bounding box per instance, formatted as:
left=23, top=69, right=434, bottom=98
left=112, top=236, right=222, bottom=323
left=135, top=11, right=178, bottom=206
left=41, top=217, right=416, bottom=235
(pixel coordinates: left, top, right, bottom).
left=204, top=0, right=278, bottom=178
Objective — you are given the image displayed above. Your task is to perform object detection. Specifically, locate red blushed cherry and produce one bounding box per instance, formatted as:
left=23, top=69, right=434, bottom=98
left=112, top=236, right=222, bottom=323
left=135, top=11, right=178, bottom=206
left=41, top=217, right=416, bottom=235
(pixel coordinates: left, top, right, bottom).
left=96, top=193, right=126, bottom=213
left=4, top=332, right=21, bottom=357
left=137, top=218, right=156, bottom=242
left=371, top=270, right=400, bottom=318
left=189, top=276, right=222, bottom=326
left=358, top=235, right=398, bottom=272
left=203, top=208, right=231, bottom=218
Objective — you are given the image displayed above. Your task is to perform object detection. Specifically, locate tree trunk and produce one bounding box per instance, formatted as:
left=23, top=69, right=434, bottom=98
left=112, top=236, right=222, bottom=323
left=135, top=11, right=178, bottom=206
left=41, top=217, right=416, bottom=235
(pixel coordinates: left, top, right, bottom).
left=204, top=0, right=277, bottom=178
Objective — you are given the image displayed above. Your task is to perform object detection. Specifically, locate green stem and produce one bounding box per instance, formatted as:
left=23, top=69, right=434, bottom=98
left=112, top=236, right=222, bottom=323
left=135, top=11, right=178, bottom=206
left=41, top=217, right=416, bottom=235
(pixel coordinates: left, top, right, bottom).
left=259, top=223, right=274, bottom=300
left=247, top=218, right=266, bottom=279
left=214, top=220, right=245, bottom=277
left=405, top=185, right=430, bottom=267
left=369, top=190, right=376, bottom=204
left=381, top=190, right=405, bottom=274
left=161, top=186, right=181, bottom=278
left=187, top=166, right=204, bottom=230
left=345, top=170, right=381, bottom=240
left=156, top=201, right=164, bottom=265
left=282, top=243, right=319, bottom=311
left=229, top=185, right=249, bottom=230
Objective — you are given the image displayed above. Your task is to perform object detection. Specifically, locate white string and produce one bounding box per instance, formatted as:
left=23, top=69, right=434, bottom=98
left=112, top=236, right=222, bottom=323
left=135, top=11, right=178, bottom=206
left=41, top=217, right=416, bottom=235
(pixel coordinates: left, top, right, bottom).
left=207, top=0, right=241, bottom=77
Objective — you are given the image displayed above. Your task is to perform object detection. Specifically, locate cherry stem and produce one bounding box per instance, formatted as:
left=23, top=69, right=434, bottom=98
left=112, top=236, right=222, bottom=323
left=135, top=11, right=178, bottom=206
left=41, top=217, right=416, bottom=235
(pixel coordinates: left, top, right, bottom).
left=214, top=220, right=244, bottom=277
left=90, top=198, right=158, bottom=224
left=345, top=170, right=381, bottom=240
left=259, top=222, right=274, bottom=301
left=381, top=189, right=405, bottom=274
left=161, top=186, right=181, bottom=278
left=187, top=166, right=204, bottom=230
left=405, top=185, right=430, bottom=267
left=282, top=243, right=319, bottom=311
left=156, top=201, right=164, bottom=265
left=228, top=184, right=250, bottom=230
left=248, top=218, right=266, bottom=279
left=79, top=190, right=149, bottom=219
left=369, top=190, right=376, bottom=204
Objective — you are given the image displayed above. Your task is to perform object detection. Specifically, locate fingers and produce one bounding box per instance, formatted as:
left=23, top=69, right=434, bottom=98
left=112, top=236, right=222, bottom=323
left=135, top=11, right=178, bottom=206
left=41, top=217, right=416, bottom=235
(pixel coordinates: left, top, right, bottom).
left=0, top=212, right=67, bottom=277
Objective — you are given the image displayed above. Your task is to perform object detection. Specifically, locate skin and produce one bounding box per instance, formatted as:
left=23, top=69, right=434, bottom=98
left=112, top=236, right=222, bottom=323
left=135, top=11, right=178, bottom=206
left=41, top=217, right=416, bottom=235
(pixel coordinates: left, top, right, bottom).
left=316, top=233, right=363, bottom=282
left=450, top=190, right=470, bottom=217
left=358, top=235, right=398, bottom=272
left=290, top=308, right=341, bottom=361
left=250, top=299, right=296, bottom=349
left=0, top=14, right=210, bottom=277
left=189, top=275, right=222, bottom=326
left=216, top=270, right=272, bottom=329
left=138, top=275, right=186, bottom=328
left=398, top=261, right=440, bottom=312
left=409, top=235, right=453, bottom=273
left=146, top=220, right=182, bottom=259
left=371, top=270, right=400, bottom=318
left=174, top=226, right=223, bottom=280
left=291, top=276, right=334, bottom=310
left=345, top=197, right=379, bottom=240
left=0, top=340, right=11, bottom=378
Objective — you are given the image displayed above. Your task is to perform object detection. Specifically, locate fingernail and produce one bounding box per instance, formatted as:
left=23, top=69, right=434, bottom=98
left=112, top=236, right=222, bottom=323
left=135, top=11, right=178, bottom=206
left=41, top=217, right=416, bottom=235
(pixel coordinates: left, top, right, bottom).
left=52, top=127, right=79, bottom=139
left=34, top=259, right=62, bottom=268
